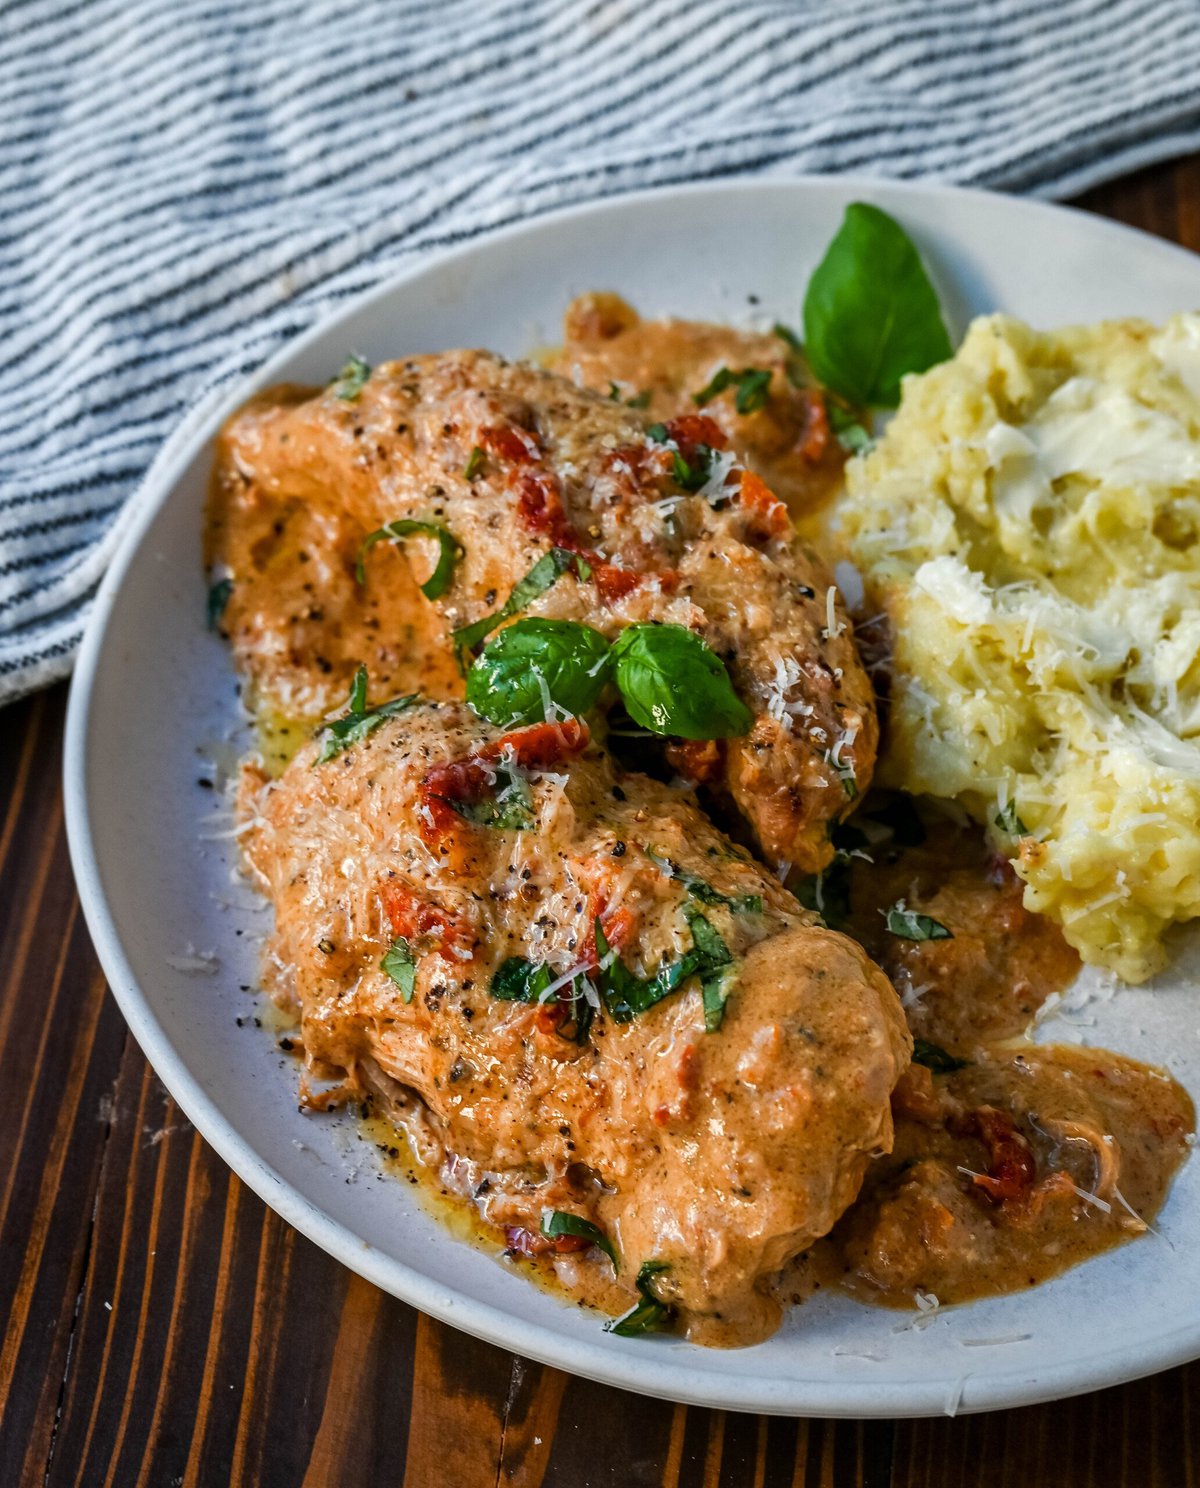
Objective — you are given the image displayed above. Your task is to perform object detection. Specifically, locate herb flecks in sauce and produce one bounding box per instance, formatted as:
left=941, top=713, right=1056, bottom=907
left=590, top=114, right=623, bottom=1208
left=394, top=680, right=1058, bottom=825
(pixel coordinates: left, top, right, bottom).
left=315, top=665, right=419, bottom=764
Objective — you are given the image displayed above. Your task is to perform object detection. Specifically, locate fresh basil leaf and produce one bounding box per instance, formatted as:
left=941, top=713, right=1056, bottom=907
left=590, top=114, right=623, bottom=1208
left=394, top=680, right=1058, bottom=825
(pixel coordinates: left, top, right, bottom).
left=611, top=624, right=751, bottom=740
left=646, top=423, right=670, bottom=443
left=467, top=618, right=612, bottom=728
left=381, top=937, right=417, bottom=1003
left=440, top=757, right=534, bottom=830
left=794, top=855, right=853, bottom=932
left=315, top=665, right=419, bottom=764
left=911, top=1037, right=968, bottom=1073
left=693, top=366, right=772, bottom=415
left=207, top=577, right=233, bottom=631
left=357, top=519, right=463, bottom=598
left=464, top=446, right=485, bottom=480
left=626, top=389, right=652, bottom=409
left=331, top=355, right=371, bottom=400
left=452, top=547, right=584, bottom=667
left=541, top=1210, right=619, bottom=1270
left=647, top=851, right=761, bottom=914
left=825, top=749, right=859, bottom=799
left=885, top=903, right=952, bottom=941
left=773, top=323, right=803, bottom=353
left=595, top=919, right=698, bottom=1022
left=606, top=1260, right=674, bottom=1337
left=802, top=202, right=952, bottom=408
left=994, top=801, right=1028, bottom=836
left=490, top=957, right=552, bottom=1002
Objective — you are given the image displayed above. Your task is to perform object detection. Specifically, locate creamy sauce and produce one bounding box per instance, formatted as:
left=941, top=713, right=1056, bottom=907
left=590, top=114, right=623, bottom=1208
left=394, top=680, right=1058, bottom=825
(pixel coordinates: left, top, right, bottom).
left=208, top=314, right=1195, bottom=1347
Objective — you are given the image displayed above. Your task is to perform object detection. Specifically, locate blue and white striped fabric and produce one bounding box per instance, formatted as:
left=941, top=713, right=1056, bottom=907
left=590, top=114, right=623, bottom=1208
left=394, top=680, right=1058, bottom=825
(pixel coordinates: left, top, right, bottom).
left=5, top=0, right=1200, bottom=703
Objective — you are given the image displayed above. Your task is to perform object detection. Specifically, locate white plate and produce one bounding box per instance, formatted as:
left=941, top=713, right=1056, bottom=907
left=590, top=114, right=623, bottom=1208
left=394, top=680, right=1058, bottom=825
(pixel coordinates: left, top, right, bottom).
left=65, top=177, right=1200, bottom=1418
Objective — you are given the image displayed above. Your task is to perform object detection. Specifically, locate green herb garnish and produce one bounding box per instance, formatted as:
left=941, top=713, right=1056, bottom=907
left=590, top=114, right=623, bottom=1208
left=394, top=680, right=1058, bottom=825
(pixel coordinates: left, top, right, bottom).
left=693, top=366, right=773, bottom=415
left=646, top=851, right=762, bottom=915
left=356, top=518, right=463, bottom=598
left=467, top=618, right=613, bottom=728
left=828, top=402, right=874, bottom=455
left=885, top=903, right=952, bottom=942
left=452, top=547, right=586, bottom=668
left=611, top=623, right=751, bottom=740
left=911, top=1038, right=968, bottom=1073
left=606, top=1260, right=674, bottom=1337
left=439, top=756, right=534, bottom=830
left=645, top=422, right=716, bottom=492
left=994, top=802, right=1028, bottom=837
left=541, top=1210, right=619, bottom=1269
left=464, top=446, right=486, bottom=480
left=794, top=854, right=853, bottom=932
left=595, top=909, right=733, bottom=1030
left=684, top=907, right=734, bottom=1032
left=207, top=577, right=233, bottom=631
left=626, top=389, right=652, bottom=409
left=381, top=937, right=417, bottom=1002
left=331, top=355, right=371, bottom=400
left=490, top=957, right=552, bottom=1002
left=803, top=202, right=952, bottom=408
left=315, top=665, right=419, bottom=764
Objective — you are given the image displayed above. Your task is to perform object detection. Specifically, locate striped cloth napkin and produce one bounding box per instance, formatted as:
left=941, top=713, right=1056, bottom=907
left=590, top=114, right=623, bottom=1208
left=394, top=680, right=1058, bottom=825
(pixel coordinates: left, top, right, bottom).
left=5, top=0, right=1200, bottom=704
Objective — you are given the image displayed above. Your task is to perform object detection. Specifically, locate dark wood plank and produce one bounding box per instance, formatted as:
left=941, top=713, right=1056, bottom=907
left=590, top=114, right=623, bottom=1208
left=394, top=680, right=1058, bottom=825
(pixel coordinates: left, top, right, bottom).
left=4, top=146, right=1200, bottom=1488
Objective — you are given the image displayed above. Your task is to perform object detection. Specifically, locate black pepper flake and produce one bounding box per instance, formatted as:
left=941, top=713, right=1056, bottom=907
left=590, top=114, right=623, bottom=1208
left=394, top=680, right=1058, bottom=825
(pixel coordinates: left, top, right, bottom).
left=318, top=938, right=336, bottom=954
left=611, top=841, right=626, bottom=857
left=196, top=777, right=214, bottom=790
left=279, top=1037, right=294, bottom=1052
left=611, top=785, right=626, bottom=801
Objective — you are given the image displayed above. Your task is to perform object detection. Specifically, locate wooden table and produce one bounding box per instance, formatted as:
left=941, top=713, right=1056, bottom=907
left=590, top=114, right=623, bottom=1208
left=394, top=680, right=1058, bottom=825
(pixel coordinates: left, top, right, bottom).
left=5, top=156, right=1200, bottom=1488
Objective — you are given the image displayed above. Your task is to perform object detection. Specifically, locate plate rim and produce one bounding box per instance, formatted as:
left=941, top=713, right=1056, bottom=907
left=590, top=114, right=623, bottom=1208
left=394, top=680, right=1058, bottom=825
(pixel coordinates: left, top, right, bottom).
left=63, top=171, right=1200, bottom=1418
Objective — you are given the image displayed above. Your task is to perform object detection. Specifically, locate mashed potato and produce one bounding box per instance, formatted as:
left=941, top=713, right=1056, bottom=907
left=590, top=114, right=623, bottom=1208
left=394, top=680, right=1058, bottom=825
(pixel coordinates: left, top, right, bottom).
left=835, top=311, right=1200, bottom=982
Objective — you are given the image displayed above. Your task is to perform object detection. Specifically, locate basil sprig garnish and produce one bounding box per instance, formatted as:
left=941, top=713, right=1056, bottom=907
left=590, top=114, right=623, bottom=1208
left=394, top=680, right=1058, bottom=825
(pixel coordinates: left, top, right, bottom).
left=646, top=851, right=762, bottom=915
left=331, top=355, right=371, bottom=401
left=885, top=903, right=952, bottom=941
left=541, top=1210, right=618, bottom=1269
left=467, top=619, right=613, bottom=728
left=438, top=756, right=534, bottom=830
left=646, top=423, right=716, bottom=491
left=381, top=937, right=417, bottom=1002
left=315, top=665, right=419, bottom=764
left=452, top=548, right=588, bottom=668
left=994, top=801, right=1028, bottom=837
left=693, top=365, right=772, bottom=415
left=606, top=1260, right=674, bottom=1337
left=356, top=518, right=463, bottom=598
left=803, top=203, right=952, bottom=408
left=611, top=623, right=751, bottom=740
left=467, top=618, right=750, bottom=741
left=207, top=577, right=233, bottom=631
left=595, top=909, right=733, bottom=1031
left=911, top=1038, right=968, bottom=1073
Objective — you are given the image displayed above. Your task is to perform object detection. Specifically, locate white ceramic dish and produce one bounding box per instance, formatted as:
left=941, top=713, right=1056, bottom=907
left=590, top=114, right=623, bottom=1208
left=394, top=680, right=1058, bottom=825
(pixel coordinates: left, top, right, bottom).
left=65, top=177, right=1200, bottom=1418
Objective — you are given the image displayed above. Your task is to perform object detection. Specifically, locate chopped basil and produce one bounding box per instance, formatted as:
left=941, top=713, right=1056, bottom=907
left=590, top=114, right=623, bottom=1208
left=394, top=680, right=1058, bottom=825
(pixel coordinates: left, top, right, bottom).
left=331, top=355, right=371, bottom=401
left=885, top=903, right=952, bottom=941
left=490, top=957, right=551, bottom=1002
left=693, top=365, right=772, bottom=416
left=207, top=577, right=233, bottom=631
left=994, top=801, right=1028, bottom=836
left=467, top=618, right=613, bottom=728
left=803, top=202, right=952, bottom=408
left=825, top=750, right=858, bottom=799
left=794, top=854, right=853, bottom=932
left=646, top=851, right=762, bottom=914
left=626, top=389, right=652, bottom=409
left=356, top=518, right=463, bottom=598
left=541, top=1210, right=618, bottom=1270
left=452, top=547, right=586, bottom=668
left=464, top=446, right=486, bottom=480
left=772, top=323, right=808, bottom=387
left=315, top=665, right=419, bottom=764
left=773, top=323, right=803, bottom=353
left=381, top=937, right=417, bottom=1002
left=439, top=756, right=535, bottom=831
left=646, top=422, right=716, bottom=492
left=911, top=1038, right=968, bottom=1073
left=595, top=909, right=732, bottom=1031
left=606, top=1260, right=674, bottom=1337
left=611, top=623, right=751, bottom=740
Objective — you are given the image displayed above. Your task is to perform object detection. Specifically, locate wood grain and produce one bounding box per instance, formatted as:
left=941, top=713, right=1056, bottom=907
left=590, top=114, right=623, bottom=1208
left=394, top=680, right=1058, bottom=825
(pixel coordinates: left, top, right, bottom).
left=5, top=151, right=1200, bottom=1487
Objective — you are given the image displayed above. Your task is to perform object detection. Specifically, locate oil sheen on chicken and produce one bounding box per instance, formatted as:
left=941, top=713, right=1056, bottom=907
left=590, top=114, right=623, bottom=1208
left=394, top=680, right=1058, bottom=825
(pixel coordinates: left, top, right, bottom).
left=239, top=702, right=910, bottom=1344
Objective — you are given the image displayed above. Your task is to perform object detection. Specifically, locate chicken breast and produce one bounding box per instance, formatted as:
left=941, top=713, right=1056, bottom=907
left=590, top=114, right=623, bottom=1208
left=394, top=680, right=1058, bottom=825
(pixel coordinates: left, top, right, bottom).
left=240, top=700, right=910, bottom=1343
left=215, top=351, right=877, bottom=873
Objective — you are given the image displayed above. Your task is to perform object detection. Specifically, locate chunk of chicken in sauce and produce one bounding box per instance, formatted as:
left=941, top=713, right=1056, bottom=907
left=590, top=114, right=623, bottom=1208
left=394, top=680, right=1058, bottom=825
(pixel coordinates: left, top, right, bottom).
left=214, top=351, right=876, bottom=873
left=239, top=701, right=910, bottom=1344
left=548, top=293, right=847, bottom=533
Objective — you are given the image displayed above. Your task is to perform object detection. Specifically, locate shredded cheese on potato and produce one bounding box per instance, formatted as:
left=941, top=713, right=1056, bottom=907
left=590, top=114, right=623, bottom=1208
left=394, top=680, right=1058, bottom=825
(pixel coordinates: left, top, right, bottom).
left=834, top=310, right=1200, bottom=981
